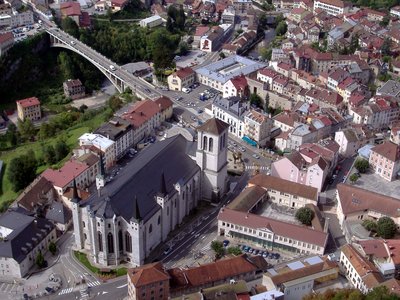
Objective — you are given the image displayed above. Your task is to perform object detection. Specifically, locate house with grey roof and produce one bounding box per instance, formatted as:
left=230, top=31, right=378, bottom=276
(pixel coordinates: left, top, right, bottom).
left=45, top=202, right=72, bottom=232
left=0, top=211, right=56, bottom=278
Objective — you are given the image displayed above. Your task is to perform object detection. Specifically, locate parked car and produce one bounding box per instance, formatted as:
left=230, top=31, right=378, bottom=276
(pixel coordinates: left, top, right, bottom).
left=164, top=247, right=172, bottom=255
left=223, top=240, right=230, bottom=247
left=252, top=154, right=260, bottom=159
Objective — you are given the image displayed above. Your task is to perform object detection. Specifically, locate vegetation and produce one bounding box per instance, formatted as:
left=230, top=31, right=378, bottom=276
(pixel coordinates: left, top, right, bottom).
left=362, top=217, right=397, bottom=238
left=166, top=5, right=186, bottom=33
left=295, top=207, right=314, bottom=226
left=362, top=219, right=378, bottom=232
left=249, top=93, right=263, bottom=108
left=349, top=173, right=360, bottom=184
left=275, top=20, right=287, bottom=36
left=354, top=159, right=369, bottom=173
left=49, top=242, right=57, bottom=255
left=35, top=251, right=45, bottom=268
left=7, top=150, right=38, bottom=192
left=74, top=251, right=127, bottom=277
left=227, top=246, right=242, bottom=256
left=211, top=240, right=225, bottom=259
left=348, top=0, right=400, bottom=10
left=303, top=286, right=400, bottom=300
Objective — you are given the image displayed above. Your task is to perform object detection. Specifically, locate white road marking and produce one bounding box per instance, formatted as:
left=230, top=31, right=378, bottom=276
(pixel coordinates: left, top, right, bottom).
left=117, top=284, right=127, bottom=289
left=58, top=287, right=73, bottom=295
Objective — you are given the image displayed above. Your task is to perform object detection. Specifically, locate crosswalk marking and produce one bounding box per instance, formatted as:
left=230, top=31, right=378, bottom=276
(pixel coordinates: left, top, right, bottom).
left=58, top=287, right=73, bottom=295
left=245, top=165, right=269, bottom=170
left=87, top=281, right=101, bottom=287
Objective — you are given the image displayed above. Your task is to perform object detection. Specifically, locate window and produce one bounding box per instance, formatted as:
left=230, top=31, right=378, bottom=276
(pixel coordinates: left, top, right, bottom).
left=118, top=230, right=123, bottom=252
left=82, top=221, right=85, bottom=228
left=98, top=231, right=103, bottom=252
left=107, top=232, right=114, bottom=254
left=158, top=216, right=161, bottom=225
left=149, top=224, right=153, bottom=234
left=125, top=232, right=132, bottom=253
left=203, top=136, right=208, bottom=150
left=209, top=138, right=213, bottom=152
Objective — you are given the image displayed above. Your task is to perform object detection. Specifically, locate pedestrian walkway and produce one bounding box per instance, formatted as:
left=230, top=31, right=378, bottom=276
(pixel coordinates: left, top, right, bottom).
left=245, top=165, right=269, bottom=171
left=58, top=287, right=73, bottom=295
left=80, top=288, right=89, bottom=300
left=87, top=280, right=101, bottom=287
left=0, top=282, right=19, bottom=294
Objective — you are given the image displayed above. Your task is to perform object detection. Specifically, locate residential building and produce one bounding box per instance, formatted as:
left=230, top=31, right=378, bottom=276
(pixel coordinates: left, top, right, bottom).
left=222, top=75, right=248, bottom=98
left=200, top=25, right=230, bottom=53
left=94, top=117, right=133, bottom=160
left=377, top=80, right=400, bottom=98
left=78, top=133, right=116, bottom=168
left=0, top=211, right=56, bottom=278
left=111, top=0, right=127, bottom=11
left=369, top=141, right=400, bottom=181
left=243, top=109, right=273, bottom=147
left=196, top=55, right=265, bottom=92
left=336, top=183, right=400, bottom=233
left=192, top=26, right=210, bottom=49
left=313, top=0, right=349, bottom=16
left=248, top=174, right=319, bottom=208
left=211, top=96, right=247, bottom=138
left=60, top=2, right=90, bottom=27
left=221, top=5, right=235, bottom=24
left=0, top=31, right=14, bottom=57
left=154, top=96, right=173, bottom=121
left=390, top=6, right=400, bottom=18
left=16, top=97, right=41, bottom=121
left=167, top=67, right=195, bottom=91
left=390, top=123, right=400, bottom=145
left=340, top=244, right=383, bottom=294
left=45, top=201, right=72, bottom=232
left=16, top=176, right=55, bottom=212
left=334, top=126, right=374, bottom=157
left=218, top=207, right=329, bottom=255
left=263, top=256, right=339, bottom=300
left=232, top=0, right=252, bottom=15
left=120, top=99, right=161, bottom=146
left=63, top=79, right=85, bottom=100
left=139, top=15, right=163, bottom=28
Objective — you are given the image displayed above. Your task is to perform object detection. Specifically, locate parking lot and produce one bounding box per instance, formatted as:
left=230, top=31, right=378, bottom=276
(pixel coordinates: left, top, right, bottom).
left=175, top=50, right=208, bottom=69
left=11, top=23, right=42, bottom=43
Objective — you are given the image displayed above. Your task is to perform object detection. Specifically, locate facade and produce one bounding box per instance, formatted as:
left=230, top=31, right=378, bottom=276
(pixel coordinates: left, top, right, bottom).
left=334, top=127, right=374, bottom=157
left=0, top=211, right=56, bottom=279
left=63, top=79, right=85, bottom=100
left=243, top=109, right=273, bottom=147
left=16, top=97, right=41, bottom=121
left=154, top=96, right=173, bottom=122
left=222, top=75, right=248, bottom=99
left=248, top=174, right=319, bottom=209
left=139, top=15, right=163, bottom=28
left=167, top=67, right=195, bottom=91
left=369, top=141, right=400, bottom=181
left=232, top=0, right=252, bottom=15
left=94, top=117, right=133, bottom=160
left=196, top=118, right=229, bottom=201
left=0, top=32, right=14, bottom=57
left=79, top=133, right=116, bottom=168
left=313, top=0, right=349, bottom=16
left=218, top=208, right=328, bottom=255
left=336, top=183, right=400, bottom=231
left=263, top=256, right=339, bottom=300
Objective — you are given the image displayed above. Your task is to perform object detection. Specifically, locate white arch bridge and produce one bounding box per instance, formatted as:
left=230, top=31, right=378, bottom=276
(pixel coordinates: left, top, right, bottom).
left=46, top=27, right=160, bottom=99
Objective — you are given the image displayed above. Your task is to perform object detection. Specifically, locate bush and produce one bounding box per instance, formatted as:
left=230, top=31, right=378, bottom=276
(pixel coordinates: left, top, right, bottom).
left=227, top=246, right=242, bottom=256
left=354, top=159, right=369, bottom=173
left=362, top=219, right=377, bottom=232
left=349, top=173, right=359, bottom=184
left=211, top=240, right=225, bottom=258
left=49, top=242, right=57, bottom=255
left=377, top=217, right=397, bottom=239
left=36, top=251, right=45, bottom=268
left=295, top=207, right=314, bottom=226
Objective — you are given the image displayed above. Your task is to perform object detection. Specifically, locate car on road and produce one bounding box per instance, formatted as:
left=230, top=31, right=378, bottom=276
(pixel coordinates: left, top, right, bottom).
left=223, top=240, right=230, bottom=247
left=240, top=147, right=246, bottom=152
left=252, top=154, right=260, bottom=159
left=163, top=247, right=172, bottom=255
left=175, top=96, right=183, bottom=101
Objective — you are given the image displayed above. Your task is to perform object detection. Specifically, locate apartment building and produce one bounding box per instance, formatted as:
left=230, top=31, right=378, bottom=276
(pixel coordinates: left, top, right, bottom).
left=243, top=109, right=273, bottom=147
left=369, top=141, right=400, bottom=181
left=223, top=75, right=248, bottom=98
left=263, top=256, right=339, bottom=300
left=16, top=97, right=41, bottom=121
left=63, top=79, right=85, bottom=100
left=334, top=126, right=374, bottom=157
left=0, top=31, right=14, bottom=57
left=232, top=0, right=252, bottom=15
left=94, top=117, right=133, bottom=160
left=78, top=133, right=116, bottom=168
left=313, top=0, right=349, bottom=16
left=167, top=67, right=195, bottom=91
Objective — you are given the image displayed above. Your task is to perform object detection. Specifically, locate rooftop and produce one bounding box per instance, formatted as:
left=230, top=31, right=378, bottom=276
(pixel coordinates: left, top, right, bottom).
left=371, top=141, right=400, bottom=162
left=94, top=117, right=132, bottom=141
left=197, top=118, right=229, bottom=136
left=42, top=159, right=89, bottom=188
left=377, top=80, right=400, bottom=97
left=121, top=99, right=160, bottom=129
left=79, top=133, right=115, bottom=150
left=16, top=97, right=40, bottom=108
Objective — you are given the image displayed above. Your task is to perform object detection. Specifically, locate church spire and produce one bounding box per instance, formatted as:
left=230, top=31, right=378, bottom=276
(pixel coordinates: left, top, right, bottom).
left=71, top=178, right=81, bottom=203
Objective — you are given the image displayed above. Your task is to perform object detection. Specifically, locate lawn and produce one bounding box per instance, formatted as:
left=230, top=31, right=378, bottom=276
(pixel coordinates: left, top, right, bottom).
left=74, top=251, right=127, bottom=277
left=0, top=109, right=109, bottom=207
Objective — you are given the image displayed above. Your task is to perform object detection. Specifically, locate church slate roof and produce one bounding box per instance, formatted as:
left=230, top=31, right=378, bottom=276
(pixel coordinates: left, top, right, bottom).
left=82, top=135, right=200, bottom=223
left=196, top=118, right=229, bottom=136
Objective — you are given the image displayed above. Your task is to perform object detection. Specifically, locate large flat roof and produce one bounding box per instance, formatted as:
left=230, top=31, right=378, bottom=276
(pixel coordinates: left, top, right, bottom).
left=196, top=55, right=266, bottom=84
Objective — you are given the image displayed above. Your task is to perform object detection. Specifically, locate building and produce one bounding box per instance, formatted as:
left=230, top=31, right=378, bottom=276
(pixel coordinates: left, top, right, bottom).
left=211, top=96, right=248, bottom=138
left=63, top=79, right=85, bottom=100
left=0, top=31, right=14, bottom=57
left=334, top=127, right=374, bottom=157
left=376, top=80, right=400, bottom=98
left=313, top=0, right=349, bottom=16
left=336, top=183, right=400, bottom=233
left=94, top=117, right=133, bottom=160
left=200, top=25, right=232, bottom=53
left=167, top=67, right=195, bottom=91
left=243, top=109, right=273, bottom=147
left=222, top=75, right=248, bottom=98
left=60, top=2, right=89, bottom=27
left=263, top=256, right=339, bottom=300
left=127, top=262, right=170, bottom=300
left=248, top=174, right=319, bottom=209
left=72, top=123, right=228, bottom=267
left=78, top=133, right=116, bottom=168
left=369, top=141, right=400, bottom=181
left=154, top=96, right=173, bottom=122
left=218, top=207, right=329, bottom=255
left=340, top=244, right=383, bottom=294
left=0, top=211, right=56, bottom=278
left=196, top=55, right=266, bottom=92
left=196, top=118, right=229, bottom=201
left=16, top=97, right=41, bottom=121
left=390, top=5, right=400, bottom=18
left=139, top=15, right=163, bottom=28
left=45, top=201, right=72, bottom=232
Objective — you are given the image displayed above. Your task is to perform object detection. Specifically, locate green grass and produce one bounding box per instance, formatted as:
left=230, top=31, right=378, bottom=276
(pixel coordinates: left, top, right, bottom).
left=74, top=251, right=127, bottom=277
left=0, top=109, right=109, bottom=206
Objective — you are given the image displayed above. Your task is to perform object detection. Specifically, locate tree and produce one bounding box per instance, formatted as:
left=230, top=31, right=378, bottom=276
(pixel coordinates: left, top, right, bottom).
left=211, top=240, right=225, bottom=258
left=17, top=119, right=36, bottom=141
left=57, top=52, right=76, bottom=80
left=380, top=16, right=390, bottom=27
left=36, top=251, right=45, bottom=268
left=219, top=52, right=226, bottom=59
left=49, top=242, right=57, bottom=255
left=377, top=217, right=397, bottom=239
left=178, top=41, right=189, bottom=56
left=349, top=173, right=359, bottom=184
left=6, top=123, right=18, bottom=146
left=381, top=38, right=392, bottom=56
left=295, top=207, right=314, bottom=226
left=362, top=219, right=377, bottom=232
left=249, top=93, right=262, bottom=108
left=61, top=17, right=79, bottom=37
left=354, top=158, right=369, bottom=173
left=259, top=47, right=272, bottom=61
left=227, top=246, right=242, bottom=256
left=275, top=20, right=287, bottom=36
left=42, top=144, right=56, bottom=165
left=54, top=140, right=69, bottom=162
left=366, top=286, right=398, bottom=300
left=108, top=95, right=123, bottom=112
left=7, top=151, right=38, bottom=192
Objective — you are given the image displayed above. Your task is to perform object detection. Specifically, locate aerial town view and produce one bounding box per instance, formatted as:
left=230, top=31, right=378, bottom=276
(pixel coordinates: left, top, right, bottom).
left=0, top=0, right=400, bottom=298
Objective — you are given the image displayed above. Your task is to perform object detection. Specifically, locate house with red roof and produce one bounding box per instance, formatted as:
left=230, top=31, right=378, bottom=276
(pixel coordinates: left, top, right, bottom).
left=167, top=67, right=195, bottom=91
left=16, top=97, right=41, bottom=121
left=369, top=141, right=400, bottom=181
left=222, top=75, right=248, bottom=98
left=0, top=32, right=14, bottom=57
left=60, top=2, right=91, bottom=27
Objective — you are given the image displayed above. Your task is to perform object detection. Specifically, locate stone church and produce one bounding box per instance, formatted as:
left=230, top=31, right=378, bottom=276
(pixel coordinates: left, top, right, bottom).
left=72, top=118, right=229, bottom=266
